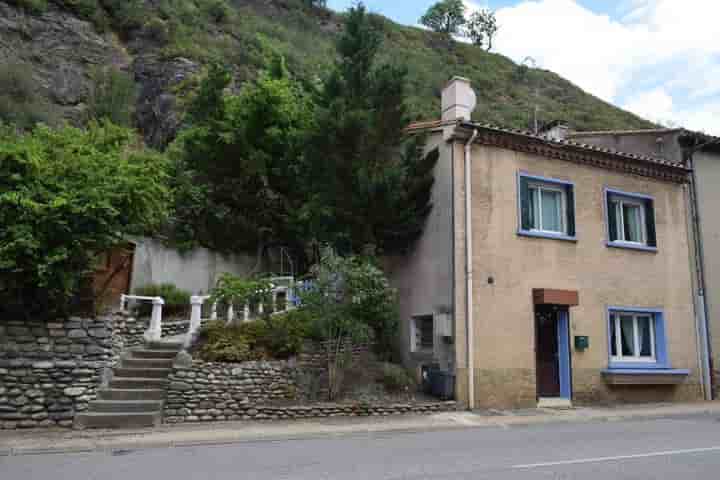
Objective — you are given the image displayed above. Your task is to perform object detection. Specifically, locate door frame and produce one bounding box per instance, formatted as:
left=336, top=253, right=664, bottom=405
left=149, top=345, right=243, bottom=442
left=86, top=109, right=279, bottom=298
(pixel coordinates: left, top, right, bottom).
left=557, top=309, right=572, bottom=399
left=534, top=306, right=573, bottom=400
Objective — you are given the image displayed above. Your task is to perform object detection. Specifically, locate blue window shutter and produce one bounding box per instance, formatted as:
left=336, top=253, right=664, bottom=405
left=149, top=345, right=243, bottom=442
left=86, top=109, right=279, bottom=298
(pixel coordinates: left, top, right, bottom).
left=607, top=195, right=618, bottom=242
left=565, top=185, right=575, bottom=236
left=520, top=176, right=533, bottom=230
left=645, top=199, right=657, bottom=247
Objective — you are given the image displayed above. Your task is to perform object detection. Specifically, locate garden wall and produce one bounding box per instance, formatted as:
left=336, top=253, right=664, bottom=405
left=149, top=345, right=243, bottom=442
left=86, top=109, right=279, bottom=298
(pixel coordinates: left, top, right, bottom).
left=0, top=316, right=114, bottom=429
left=163, top=355, right=457, bottom=424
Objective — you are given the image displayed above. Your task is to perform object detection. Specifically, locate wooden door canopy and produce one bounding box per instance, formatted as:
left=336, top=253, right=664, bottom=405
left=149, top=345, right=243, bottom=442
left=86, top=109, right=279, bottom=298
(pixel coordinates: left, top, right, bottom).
left=533, top=289, right=579, bottom=306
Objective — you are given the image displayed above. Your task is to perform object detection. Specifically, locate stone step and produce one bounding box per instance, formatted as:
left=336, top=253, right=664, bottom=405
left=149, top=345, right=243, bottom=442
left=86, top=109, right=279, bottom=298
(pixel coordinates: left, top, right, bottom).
left=121, top=358, right=174, bottom=369
left=88, top=399, right=164, bottom=413
left=75, top=412, right=161, bottom=429
left=113, top=367, right=173, bottom=379
left=145, top=341, right=184, bottom=351
left=98, top=388, right=166, bottom=401
left=129, top=349, right=179, bottom=359
left=109, top=377, right=168, bottom=390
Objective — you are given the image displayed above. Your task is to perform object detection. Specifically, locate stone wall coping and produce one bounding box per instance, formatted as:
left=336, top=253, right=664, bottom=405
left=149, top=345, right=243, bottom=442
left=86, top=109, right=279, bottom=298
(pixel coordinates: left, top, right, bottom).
left=179, top=359, right=296, bottom=370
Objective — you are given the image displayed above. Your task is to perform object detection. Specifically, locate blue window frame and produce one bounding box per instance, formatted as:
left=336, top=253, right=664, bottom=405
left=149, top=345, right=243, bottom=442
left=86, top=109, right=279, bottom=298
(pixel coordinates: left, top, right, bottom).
left=517, top=172, right=576, bottom=241
left=604, top=188, right=657, bottom=252
left=606, top=307, right=668, bottom=370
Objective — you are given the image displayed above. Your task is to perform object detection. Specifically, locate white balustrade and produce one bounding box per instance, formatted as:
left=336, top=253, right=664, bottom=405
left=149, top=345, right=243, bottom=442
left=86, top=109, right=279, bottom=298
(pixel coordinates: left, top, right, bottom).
left=120, top=294, right=165, bottom=342
left=186, top=295, right=209, bottom=348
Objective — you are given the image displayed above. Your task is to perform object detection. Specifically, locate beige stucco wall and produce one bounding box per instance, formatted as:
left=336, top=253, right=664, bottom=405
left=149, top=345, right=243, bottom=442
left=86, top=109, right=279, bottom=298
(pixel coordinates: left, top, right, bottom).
left=692, top=150, right=720, bottom=396
left=453, top=141, right=701, bottom=408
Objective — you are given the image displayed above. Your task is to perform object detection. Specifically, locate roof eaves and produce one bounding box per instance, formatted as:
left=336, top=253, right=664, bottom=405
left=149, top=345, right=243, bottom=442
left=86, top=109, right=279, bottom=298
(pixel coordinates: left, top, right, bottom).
left=459, top=121, right=691, bottom=173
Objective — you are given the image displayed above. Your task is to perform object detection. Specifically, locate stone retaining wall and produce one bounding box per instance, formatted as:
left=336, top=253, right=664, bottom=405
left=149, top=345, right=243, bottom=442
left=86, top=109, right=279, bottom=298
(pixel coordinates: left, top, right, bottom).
left=162, top=320, right=190, bottom=338
left=0, top=317, right=113, bottom=429
left=164, top=360, right=298, bottom=422
left=163, top=357, right=456, bottom=424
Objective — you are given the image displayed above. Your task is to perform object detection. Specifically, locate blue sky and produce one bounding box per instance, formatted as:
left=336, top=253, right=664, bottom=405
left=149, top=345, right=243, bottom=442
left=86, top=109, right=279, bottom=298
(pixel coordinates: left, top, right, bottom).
left=326, top=1, right=720, bottom=134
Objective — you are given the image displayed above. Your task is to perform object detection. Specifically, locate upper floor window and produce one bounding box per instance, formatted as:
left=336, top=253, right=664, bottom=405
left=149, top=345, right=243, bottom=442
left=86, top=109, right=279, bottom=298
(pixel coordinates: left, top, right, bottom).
left=518, top=173, right=575, bottom=240
left=606, top=189, right=656, bottom=251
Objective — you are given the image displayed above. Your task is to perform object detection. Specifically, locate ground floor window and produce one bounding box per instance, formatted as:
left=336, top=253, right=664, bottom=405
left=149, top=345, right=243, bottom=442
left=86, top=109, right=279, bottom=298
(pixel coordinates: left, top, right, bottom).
left=607, top=308, right=667, bottom=368
left=411, top=315, right=434, bottom=353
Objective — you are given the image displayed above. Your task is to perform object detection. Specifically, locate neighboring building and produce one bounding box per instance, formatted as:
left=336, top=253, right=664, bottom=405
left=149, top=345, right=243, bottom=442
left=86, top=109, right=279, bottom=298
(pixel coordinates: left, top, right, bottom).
left=568, top=127, right=720, bottom=400
left=391, top=77, right=704, bottom=409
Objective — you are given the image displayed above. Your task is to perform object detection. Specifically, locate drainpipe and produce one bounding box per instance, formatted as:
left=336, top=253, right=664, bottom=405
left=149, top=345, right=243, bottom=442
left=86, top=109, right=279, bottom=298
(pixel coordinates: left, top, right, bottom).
left=465, top=128, right=479, bottom=409
left=687, top=152, right=714, bottom=400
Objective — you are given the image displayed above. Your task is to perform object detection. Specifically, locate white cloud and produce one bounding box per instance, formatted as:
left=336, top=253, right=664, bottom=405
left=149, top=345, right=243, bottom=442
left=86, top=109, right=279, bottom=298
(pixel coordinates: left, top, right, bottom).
left=622, top=87, right=675, bottom=125
left=493, top=0, right=720, bottom=135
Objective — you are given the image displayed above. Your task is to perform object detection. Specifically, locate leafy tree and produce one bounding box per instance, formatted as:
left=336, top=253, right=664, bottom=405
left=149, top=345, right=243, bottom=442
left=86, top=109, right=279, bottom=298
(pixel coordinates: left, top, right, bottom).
left=420, top=0, right=466, bottom=37
left=466, top=9, right=499, bottom=51
left=169, top=57, right=314, bottom=264
left=298, top=247, right=371, bottom=399
left=0, top=121, right=170, bottom=318
left=87, top=66, right=138, bottom=127
left=306, top=4, right=438, bottom=255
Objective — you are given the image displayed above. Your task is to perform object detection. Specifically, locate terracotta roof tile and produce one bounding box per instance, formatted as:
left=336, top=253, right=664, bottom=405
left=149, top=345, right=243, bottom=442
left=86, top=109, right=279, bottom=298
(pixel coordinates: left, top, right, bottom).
left=406, top=119, right=690, bottom=172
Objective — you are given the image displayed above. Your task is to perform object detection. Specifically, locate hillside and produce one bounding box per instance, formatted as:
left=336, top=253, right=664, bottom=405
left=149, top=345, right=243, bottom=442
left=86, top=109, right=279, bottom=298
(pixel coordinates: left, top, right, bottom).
left=0, top=0, right=655, bottom=148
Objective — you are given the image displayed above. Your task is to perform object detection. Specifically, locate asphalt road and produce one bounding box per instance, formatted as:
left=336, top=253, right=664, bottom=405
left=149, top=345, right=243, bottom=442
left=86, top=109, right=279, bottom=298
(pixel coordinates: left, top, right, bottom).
left=3, top=414, right=720, bottom=479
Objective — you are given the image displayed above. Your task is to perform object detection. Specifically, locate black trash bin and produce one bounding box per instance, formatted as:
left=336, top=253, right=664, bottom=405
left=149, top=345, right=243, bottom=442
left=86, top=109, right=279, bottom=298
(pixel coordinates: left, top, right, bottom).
left=430, top=370, right=456, bottom=400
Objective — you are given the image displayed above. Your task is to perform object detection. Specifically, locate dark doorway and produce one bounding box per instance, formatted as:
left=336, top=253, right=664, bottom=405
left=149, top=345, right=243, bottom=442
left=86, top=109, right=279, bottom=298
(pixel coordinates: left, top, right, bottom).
left=535, top=306, right=560, bottom=397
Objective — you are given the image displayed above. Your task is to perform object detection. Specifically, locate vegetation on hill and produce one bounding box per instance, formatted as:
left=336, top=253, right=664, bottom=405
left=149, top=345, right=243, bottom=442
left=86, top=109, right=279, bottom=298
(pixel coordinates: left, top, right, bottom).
left=2, top=0, right=654, bottom=135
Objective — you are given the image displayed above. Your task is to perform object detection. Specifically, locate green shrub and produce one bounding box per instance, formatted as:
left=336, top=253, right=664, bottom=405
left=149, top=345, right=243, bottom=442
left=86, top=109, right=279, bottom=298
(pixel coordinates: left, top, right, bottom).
left=209, top=274, right=273, bottom=315
left=198, top=320, right=262, bottom=362
left=0, top=62, right=56, bottom=129
left=133, top=283, right=191, bottom=317
left=379, top=363, right=416, bottom=393
left=8, top=0, right=48, bottom=14
left=58, top=0, right=100, bottom=19
left=262, top=310, right=313, bottom=359
left=87, top=67, right=138, bottom=127
left=203, top=0, right=231, bottom=23
left=196, top=310, right=312, bottom=363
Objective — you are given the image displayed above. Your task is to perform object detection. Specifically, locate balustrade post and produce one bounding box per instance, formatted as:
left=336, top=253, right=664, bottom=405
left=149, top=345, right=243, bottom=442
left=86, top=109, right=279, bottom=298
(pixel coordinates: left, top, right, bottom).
left=145, top=297, right=164, bottom=342
left=227, top=304, right=235, bottom=325
left=186, top=296, right=204, bottom=348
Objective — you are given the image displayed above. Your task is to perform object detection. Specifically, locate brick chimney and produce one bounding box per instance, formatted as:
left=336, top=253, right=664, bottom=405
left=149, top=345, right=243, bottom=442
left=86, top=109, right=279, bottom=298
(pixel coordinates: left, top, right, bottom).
left=441, top=76, right=477, bottom=122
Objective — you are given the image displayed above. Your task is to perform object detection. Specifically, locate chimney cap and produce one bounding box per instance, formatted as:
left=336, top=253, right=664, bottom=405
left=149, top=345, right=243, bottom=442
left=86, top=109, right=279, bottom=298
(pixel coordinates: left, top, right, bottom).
left=442, top=76, right=477, bottom=122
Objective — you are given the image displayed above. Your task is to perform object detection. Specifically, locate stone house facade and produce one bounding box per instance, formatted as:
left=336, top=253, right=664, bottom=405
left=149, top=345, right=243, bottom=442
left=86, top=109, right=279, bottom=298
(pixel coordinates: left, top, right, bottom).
left=390, top=77, right=705, bottom=409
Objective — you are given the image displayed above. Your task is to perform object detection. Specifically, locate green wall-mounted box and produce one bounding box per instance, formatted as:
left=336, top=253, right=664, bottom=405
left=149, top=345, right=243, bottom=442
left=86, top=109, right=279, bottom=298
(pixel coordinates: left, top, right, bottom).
left=574, top=335, right=589, bottom=351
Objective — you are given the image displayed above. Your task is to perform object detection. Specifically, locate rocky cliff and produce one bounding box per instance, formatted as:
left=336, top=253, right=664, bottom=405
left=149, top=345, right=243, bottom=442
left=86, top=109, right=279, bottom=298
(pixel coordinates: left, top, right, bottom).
left=0, top=0, right=655, bottom=149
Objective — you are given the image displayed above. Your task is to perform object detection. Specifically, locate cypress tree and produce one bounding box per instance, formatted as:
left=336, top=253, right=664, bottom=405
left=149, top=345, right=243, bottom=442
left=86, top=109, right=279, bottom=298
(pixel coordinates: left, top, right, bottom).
left=307, top=3, right=437, bottom=255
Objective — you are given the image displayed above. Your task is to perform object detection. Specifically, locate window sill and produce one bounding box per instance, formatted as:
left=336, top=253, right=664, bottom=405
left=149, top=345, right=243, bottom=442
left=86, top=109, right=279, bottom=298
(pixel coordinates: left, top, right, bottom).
left=518, top=230, right=577, bottom=242
left=602, top=368, right=689, bottom=385
left=607, top=241, right=657, bottom=253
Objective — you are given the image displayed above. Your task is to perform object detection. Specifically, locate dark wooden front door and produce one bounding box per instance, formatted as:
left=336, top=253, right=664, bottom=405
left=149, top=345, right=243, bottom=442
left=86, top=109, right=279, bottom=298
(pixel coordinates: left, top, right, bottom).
left=535, top=307, right=560, bottom=397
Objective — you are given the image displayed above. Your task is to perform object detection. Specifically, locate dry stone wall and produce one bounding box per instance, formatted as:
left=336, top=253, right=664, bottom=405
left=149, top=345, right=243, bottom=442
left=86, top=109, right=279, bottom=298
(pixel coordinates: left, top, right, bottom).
left=0, top=317, right=114, bottom=429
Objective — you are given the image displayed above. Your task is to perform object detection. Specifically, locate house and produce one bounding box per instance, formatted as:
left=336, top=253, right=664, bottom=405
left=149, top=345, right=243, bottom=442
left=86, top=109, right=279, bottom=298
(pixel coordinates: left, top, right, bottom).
left=389, top=77, right=704, bottom=409
left=568, top=127, right=720, bottom=400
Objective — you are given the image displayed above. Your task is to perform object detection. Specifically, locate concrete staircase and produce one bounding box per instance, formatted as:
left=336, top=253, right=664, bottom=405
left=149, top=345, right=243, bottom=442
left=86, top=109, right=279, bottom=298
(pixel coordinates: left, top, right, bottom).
left=75, top=341, right=182, bottom=429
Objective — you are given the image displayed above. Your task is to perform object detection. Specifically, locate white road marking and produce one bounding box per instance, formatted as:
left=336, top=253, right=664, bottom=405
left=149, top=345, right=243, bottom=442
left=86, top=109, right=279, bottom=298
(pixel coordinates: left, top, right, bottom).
left=512, top=446, right=720, bottom=469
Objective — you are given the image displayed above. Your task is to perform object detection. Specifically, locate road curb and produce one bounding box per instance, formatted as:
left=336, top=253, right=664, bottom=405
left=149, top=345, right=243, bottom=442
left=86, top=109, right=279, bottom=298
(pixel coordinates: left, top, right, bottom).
left=2, top=405, right=720, bottom=456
